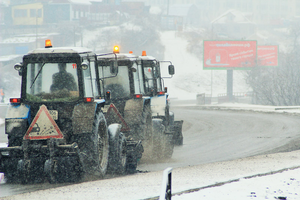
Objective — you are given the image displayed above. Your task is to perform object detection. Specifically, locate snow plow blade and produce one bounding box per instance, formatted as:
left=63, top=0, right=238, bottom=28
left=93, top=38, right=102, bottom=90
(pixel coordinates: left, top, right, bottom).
left=0, top=138, right=82, bottom=184
left=171, top=120, right=184, bottom=146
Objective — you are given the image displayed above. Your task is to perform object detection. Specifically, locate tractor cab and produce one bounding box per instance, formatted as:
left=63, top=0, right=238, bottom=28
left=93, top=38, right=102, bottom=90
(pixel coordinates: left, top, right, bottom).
left=8, top=40, right=101, bottom=145
left=15, top=41, right=98, bottom=104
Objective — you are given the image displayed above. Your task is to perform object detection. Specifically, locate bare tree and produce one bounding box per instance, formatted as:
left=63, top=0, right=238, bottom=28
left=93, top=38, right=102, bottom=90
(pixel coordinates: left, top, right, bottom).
left=246, top=44, right=300, bottom=106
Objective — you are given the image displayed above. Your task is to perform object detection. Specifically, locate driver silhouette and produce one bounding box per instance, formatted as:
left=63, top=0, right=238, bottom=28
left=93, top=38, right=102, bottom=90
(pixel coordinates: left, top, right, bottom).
left=50, top=63, right=77, bottom=92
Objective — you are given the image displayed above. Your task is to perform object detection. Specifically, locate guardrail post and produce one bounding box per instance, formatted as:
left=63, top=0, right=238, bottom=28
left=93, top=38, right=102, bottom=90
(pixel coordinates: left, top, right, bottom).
left=159, top=167, right=173, bottom=200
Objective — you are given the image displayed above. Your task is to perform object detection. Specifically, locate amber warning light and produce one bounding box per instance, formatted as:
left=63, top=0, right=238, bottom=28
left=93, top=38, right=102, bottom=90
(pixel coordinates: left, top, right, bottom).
left=113, top=46, right=119, bottom=53
left=45, top=39, right=52, bottom=48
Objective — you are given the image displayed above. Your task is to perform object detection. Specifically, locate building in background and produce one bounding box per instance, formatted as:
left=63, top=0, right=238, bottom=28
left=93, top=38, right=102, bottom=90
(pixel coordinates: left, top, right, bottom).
left=127, top=0, right=300, bottom=27
left=211, top=9, right=256, bottom=39
left=11, top=2, right=43, bottom=26
left=161, top=4, right=199, bottom=30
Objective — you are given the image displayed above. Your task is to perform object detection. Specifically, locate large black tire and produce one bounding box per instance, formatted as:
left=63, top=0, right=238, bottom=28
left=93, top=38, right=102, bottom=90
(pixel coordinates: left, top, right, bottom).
left=107, top=124, right=127, bottom=175
left=162, top=133, right=174, bottom=159
left=3, top=158, right=20, bottom=183
left=152, top=119, right=163, bottom=159
left=140, top=105, right=153, bottom=141
left=5, top=129, right=26, bottom=183
left=152, top=119, right=174, bottom=159
left=44, top=156, right=82, bottom=184
left=135, top=105, right=153, bottom=160
left=76, top=112, right=109, bottom=177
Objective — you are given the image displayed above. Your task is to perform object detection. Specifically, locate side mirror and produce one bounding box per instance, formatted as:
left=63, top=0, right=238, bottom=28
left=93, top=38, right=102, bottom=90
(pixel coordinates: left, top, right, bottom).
left=81, top=62, right=89, bottom=70
left=14, top=63, right=23, bottom=76
left=110, top=60, right=118, bottom=75
left=168, top=65, right=175, bottom=75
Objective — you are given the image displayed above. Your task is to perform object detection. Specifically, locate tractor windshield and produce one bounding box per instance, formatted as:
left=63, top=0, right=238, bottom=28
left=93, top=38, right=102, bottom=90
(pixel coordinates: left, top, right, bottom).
left=25, top=62, right=79, bottom=102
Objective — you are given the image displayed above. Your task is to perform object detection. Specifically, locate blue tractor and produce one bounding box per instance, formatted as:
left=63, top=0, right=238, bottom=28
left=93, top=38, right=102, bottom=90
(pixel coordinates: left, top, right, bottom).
left=0, top=41, right=141, bottom=183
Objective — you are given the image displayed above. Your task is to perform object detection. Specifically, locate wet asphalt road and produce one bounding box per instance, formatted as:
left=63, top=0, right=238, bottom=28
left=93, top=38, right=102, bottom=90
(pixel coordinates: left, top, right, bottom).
left=1, top=105, right=300, bottom=198
left=137, top=106, right=300, bottom=171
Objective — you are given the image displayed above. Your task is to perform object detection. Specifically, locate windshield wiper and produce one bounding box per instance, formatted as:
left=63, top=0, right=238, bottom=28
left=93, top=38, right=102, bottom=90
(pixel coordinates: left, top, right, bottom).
left=30, top=63, right=45, bottom=89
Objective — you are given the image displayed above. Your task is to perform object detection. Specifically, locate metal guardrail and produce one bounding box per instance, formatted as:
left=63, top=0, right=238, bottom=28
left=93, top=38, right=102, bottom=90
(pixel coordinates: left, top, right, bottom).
left=159, top=167, right=173, bottom=200
left=218, top=92, right=253, bottom=97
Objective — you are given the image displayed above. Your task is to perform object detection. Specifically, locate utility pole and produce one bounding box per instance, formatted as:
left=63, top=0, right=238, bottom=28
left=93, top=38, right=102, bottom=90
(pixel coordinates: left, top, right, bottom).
left=167, top=0, right=170, bottom=15
left=36, top=9, right=38, bottom=48
left=227, top=69, right=233, bottom=102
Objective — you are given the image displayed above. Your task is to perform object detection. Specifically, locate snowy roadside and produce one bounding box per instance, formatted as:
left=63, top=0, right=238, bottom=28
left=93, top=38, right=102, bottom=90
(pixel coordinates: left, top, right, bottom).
left=169, top=103, right=300, bottom=200
left=172, top=167, right=300, bottom=200
left=2, top=149, right=300, bottom=200
left=173, top=101, right=300, bottom=114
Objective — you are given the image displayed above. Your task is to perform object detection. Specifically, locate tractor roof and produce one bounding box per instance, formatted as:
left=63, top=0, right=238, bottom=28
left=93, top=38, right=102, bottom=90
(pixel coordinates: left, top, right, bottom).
left=27, top=47, right=93, bottom=55
left=138, top=55, right=156, bottom=61
left=97, top=53, right=138, bottom=61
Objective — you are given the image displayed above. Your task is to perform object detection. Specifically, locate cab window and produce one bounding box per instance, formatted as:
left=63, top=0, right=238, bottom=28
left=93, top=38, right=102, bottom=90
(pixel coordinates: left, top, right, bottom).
left=132, top=63, right=145, bottom=95
left=26, top=62, right=79, bottom=102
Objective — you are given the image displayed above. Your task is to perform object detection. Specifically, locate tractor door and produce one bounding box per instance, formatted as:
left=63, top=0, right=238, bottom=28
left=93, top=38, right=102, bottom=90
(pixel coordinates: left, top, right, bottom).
left=141, top=60, right=157, bottom=97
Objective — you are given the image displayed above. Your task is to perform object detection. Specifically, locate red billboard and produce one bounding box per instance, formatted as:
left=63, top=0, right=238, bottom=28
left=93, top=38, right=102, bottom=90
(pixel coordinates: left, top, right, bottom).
left=257, top=45, right=278, bottom=67
left=203, top=41, right=257, bottom=69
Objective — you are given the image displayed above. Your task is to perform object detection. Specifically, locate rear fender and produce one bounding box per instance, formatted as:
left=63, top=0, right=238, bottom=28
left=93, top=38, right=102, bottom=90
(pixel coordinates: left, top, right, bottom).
left=151, top=95, right=167, bottom=117
left=108, top=124, right=122, bottom=140
left=5, top=104, right=30, bottom=143
left=124, top=98, right=150, bottom=125
left=72, top=102, right=104, bottom=134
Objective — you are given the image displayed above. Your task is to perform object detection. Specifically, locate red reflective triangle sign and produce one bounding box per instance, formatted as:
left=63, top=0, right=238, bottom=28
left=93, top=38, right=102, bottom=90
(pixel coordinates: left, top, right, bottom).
left=24, top=105, right=63, bottom=140
left=107, top=103, right=130, bottom=132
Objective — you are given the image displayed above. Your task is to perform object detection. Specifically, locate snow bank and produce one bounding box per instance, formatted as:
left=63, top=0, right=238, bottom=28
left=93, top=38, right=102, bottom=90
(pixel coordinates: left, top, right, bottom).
left=3, top=149, right=300, bottom=200
left=173, top=168, right=300, bottom=200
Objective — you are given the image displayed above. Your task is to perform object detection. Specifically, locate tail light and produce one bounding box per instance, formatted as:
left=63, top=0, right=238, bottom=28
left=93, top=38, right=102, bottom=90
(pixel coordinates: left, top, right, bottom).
left=106, top=90, right=111, bottom=100
left=134, top=94, right=143, bottom=99
left=157, top=91, right=165, bottom=95
left=84, top=97, right=94, bottom=103
left=10, top=98, right=21, bottom=103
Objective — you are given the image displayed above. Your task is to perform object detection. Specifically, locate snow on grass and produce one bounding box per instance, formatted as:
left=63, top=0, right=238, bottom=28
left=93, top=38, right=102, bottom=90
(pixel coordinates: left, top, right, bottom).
left=173, top=168, right=300, bottom=200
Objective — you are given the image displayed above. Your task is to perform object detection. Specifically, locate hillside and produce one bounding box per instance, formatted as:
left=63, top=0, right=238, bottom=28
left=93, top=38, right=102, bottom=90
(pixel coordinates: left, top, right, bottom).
left=160, top=31, right=251, bottom=100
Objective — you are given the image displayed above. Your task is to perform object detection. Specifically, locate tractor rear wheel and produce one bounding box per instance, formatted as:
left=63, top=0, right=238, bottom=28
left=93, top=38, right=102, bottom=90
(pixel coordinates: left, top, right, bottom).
left=107, top=124, right=127, bottom=175
left=136, top=105, right=153, bottom=160
left=152, top=119, right=174, bottom=159
left=77, top=112, right=109, bottom=177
